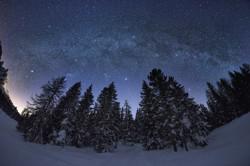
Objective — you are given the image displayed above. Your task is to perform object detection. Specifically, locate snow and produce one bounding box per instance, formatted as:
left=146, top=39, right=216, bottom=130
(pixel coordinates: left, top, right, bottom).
left=56, top=130, right=66, bottom=142
left=0, top=110, right=250, bottom=166
left=181, top=116, right=191, bottom=129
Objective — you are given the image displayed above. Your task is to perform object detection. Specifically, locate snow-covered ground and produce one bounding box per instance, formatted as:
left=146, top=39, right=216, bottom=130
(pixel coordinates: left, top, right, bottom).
left=0, top=110, right=250, bottom=166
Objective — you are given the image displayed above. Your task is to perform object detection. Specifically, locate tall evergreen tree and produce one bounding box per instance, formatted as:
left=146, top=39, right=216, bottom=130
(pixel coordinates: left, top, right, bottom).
left=139, top=80, right=155, bottom=150
left=72, top=85, right=94, bottom=147
left=108, top=82, right=121, bottom=147
left=23, top=77, right=66, bottom=144
left=121, top=100, right=135, bottom=145
left=134, top=108, right=144, bottom=143
left=142, top=69, right=175, bottom=150
left=94, top=82, right=120, bottom=152
left=0, top=42, right=7, bottom=87
left=140, top=69, right=208, bottom=151
left=52, top=82, right=81, bottom=145
left=0, top=42, right=21, bottom=122
left=207, top=64, right=250, bottom=129
left=163, top=76, right=208, bottom=151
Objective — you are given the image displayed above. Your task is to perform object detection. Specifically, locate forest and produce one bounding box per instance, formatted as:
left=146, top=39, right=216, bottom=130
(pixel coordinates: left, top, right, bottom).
left=0, top=42, right=250, bottom=153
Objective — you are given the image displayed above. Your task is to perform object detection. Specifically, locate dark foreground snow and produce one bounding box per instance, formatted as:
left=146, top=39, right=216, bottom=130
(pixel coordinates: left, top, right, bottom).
left=0, top=110, right=249, bottom=166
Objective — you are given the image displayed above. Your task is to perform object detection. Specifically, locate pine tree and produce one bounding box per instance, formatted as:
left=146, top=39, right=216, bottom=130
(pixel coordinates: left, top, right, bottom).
left=230, top=64, right=250, bottom=115
left=134, top=108, right=144, bottom=143
left=160, top=76, right=181, bottom=151
left=72, top=85, right=94, bottom=147
left=195, top=104, right=210, bottom=145
left=88, top=104, right=97, bottom=146
left=140, top=68, right=208, bottom=151
left=0, top=41, right=7, bottom=87
left=139, top=80, right=155, bottom=150
left=207, top=64, right=250, bottom=129
left=94, top=82, right=121, bottom=152
left=108, top=82, right=121, bottom=147
left=121, top=100, right=135, bottom=145
left=0, top=42, right=21, bottom=122
left=23, top=77, right=66, bottom=144
left=165, top=77, right=208, bottom=151
left=52, top=82, right=81, bottom=145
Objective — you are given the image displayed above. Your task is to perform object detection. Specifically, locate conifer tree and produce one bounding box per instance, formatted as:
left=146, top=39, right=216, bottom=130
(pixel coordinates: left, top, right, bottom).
left=121, top=100, right=135, bottom=145
left=52, top=82, right=81, bottom=145
left=139, top=80, right=155, bottom=150
left=0, top=42, right=21, bottom=122
left=94, top=82, right=120, bottom=152
left=72, top=85, right=94, bottom=147
left=134, top=108, right=144, bottom=143
left=140, top=68, right=208, bottom=151
left=164, top=77, right=208, bottom=151
left=0, top=42, right=7, bottom=87
left=109, top=82, right=121, bottom=147
left=207, top=64, right=250, bottom=129
left=24, top=77, right=66, bottom=144
left=88, top=103, right=98, bottom=146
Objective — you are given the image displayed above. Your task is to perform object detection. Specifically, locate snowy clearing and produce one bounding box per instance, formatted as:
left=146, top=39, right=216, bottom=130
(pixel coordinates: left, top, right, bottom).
left=0, top=110, right=250, bottom=166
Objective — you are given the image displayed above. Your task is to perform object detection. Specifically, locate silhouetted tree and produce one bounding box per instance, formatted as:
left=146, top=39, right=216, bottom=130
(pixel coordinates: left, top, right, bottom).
left=140, top=69, right=208, bottom=151
left=121, top=100, right=136, bottom=145
left=52, top=82, right=81, bottom=145
left=72, top=85, right=94, bottom=147
left=139, top=80, right=154, bottom=150
left=0, top=41, right=7, bottom=87
left=93, top=82, right=120, bottom=152
left=207, top=64, right=250, bottom=129
left=23, top=77, right=66, bottom=144
left=0, top=42, right=21, bottom=121
left=134, top=108, right=144, bottom=143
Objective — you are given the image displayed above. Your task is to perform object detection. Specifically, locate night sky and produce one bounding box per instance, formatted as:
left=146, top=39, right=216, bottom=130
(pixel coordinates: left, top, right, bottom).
left=1, top=0, right=250, bottom=113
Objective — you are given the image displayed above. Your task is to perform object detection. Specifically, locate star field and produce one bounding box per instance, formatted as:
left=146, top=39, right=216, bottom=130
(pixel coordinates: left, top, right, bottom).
left=0, top=0, right=250, bottom=112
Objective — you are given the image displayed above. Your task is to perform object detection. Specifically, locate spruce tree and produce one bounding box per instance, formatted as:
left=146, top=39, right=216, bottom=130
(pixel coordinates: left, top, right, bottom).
left=88, top=105, right=97, bottom=146
left=134, top=108, right=144, bottom=143
left=24, top=77, right=66, bottom=144
left=0, top=42, right=21, bottom=122
left=140, top=68, right=208, bottom=151
left=72, top=85, right=94, bottom=147
left=139, top=80, right=155, bottom=150
left=207, top=64, right=250, bottom=129
left=159, top=76, right=180, bottom=151
left=94, top=82, right=120, bottom=152
left=52, top=82, right=81, bottom=145
left=0, top=42, right=7, bottom=87
left=165, top=77, right=208, bottom=151
left=121, top=100, right=135, bottom=145
left=108, top=82, right=121, bottom=147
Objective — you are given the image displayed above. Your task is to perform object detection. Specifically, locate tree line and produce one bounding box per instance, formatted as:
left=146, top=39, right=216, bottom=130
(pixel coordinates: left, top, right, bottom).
left=206, top=64, right=250, bottom=130
left=0, top=42, right=250, bottom=153
left=0, top=42, right=21, bottom=122
left=17, top=69, right=210, bottom=152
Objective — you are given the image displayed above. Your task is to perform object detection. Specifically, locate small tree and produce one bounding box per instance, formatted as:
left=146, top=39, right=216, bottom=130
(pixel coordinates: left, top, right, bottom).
left=121, top=100, right=135, bottom=145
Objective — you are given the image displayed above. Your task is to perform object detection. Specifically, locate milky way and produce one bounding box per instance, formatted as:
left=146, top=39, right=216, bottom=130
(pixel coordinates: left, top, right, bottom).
left=1, top=0, right=250, bottom=112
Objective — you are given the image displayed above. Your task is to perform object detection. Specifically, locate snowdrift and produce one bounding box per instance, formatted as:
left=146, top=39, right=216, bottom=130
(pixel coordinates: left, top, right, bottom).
left=0, top=110, right=250, bottom=166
